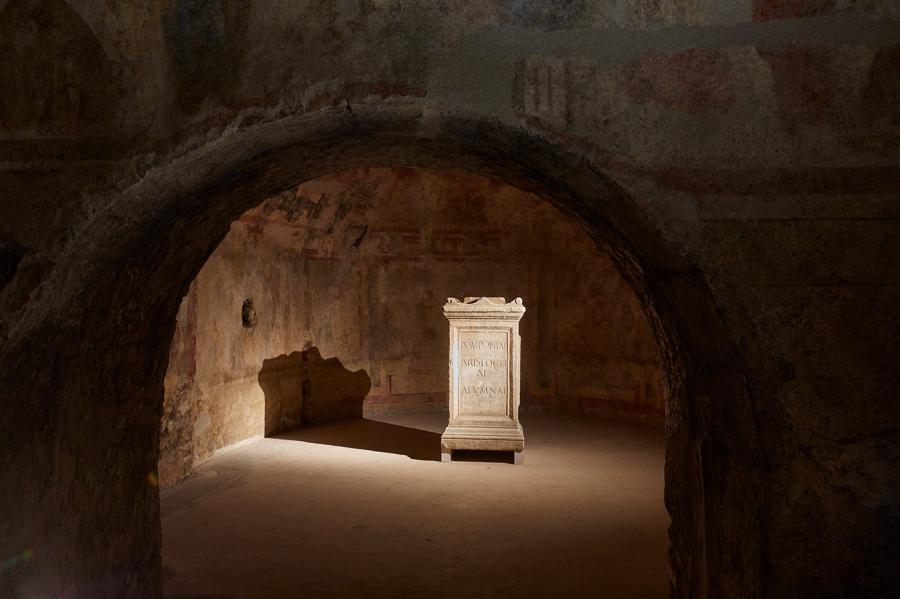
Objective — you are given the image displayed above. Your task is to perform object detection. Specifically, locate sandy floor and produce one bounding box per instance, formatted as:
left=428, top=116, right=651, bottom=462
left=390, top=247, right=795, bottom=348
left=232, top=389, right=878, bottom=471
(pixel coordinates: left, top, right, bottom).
left=161, top=413, right=668, bottom=598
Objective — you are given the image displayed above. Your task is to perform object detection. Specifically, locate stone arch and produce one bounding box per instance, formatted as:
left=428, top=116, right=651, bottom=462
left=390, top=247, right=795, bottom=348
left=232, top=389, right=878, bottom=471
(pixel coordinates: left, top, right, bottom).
left=0, top=103, right=761, bottom=598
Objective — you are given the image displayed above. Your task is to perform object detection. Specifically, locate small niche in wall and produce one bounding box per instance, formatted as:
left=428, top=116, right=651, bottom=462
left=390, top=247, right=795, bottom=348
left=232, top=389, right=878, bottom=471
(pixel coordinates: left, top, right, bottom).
left=241, top=298, right=257, bottom=328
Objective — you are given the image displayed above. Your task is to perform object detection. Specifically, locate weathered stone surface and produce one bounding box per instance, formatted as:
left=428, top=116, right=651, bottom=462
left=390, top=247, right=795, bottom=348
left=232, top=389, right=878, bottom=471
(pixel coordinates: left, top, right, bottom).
left=157, top=167, right=664, bottom=487
left=260, top=348, right=371, bottom=436
left=0, top=3, right=897, bottom=598
left=753, top=0, right=900, bottom=21
left=441, top=297, right=526, bottom=457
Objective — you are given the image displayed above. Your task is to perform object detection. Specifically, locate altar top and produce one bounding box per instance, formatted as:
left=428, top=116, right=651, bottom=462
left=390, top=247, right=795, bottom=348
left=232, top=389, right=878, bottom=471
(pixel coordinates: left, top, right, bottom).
left=443, top=297, right=526, bottom=318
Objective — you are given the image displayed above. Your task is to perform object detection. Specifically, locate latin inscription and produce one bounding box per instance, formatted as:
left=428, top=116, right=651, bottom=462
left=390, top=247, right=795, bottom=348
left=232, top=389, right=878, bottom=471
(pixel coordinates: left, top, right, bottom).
left=460, top=340, right=507, bottom=351
left=458, top=331, right=509, bottom=415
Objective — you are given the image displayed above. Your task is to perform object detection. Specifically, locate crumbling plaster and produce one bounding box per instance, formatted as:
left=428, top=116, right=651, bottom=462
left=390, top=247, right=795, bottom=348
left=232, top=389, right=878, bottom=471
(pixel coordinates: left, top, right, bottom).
left=159, top=168, right=664, bottom=487
left=0, top=2, right=898, bottom=598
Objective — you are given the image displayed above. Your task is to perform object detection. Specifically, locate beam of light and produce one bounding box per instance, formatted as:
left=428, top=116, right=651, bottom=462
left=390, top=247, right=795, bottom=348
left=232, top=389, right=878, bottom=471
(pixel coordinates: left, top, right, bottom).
left=0, top=549, right=33, bottom=575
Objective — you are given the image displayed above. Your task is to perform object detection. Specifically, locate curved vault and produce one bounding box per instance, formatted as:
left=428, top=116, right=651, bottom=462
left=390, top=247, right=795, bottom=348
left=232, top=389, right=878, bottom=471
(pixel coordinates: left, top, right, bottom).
left=0, top=104, right=761, bottom=598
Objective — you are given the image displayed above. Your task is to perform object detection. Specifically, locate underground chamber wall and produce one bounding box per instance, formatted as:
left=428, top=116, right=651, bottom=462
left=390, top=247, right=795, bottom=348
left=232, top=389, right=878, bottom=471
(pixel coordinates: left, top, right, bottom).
left=159, top=166, right=667, bottom=486
left=157, top=167, right=671, bottom=598
left=0, top=106, right=765, bottom=598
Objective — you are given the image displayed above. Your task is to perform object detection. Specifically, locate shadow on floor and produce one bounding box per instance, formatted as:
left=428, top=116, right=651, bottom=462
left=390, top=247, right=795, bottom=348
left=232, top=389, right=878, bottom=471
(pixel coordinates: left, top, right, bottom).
left=275, top=418, right=441, bottom=461
left=450, top=449, right=517, bottom=464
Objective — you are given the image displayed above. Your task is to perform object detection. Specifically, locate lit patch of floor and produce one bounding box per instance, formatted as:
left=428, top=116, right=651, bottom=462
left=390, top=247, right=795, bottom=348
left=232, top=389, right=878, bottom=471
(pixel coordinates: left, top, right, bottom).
left=161, top=413, right=668, bottom=599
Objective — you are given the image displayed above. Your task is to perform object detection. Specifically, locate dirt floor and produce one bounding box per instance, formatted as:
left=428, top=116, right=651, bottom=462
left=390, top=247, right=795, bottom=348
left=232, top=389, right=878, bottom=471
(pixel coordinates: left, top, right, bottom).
left=161, top=413, right=668, bottom=598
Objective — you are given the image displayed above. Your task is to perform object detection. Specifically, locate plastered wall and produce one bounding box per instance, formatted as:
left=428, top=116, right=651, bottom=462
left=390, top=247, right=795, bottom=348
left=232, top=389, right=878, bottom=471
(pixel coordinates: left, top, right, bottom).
left=160, top=167, right=663, bottom=487
left=2, top=2, right=897, bottom=596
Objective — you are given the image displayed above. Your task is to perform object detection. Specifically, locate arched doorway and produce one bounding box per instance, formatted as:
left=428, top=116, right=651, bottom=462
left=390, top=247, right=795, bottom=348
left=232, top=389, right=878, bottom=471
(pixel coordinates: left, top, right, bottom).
left=0, top=105, right=761, bottom=598
left=159, top=164, right=671, bottom=596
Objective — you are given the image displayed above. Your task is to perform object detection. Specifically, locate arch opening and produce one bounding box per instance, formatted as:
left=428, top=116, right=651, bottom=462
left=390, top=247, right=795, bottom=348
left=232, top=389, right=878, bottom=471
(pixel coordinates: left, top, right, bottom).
left=160, top=165, right=672, bottom=597
left=159, top=166, right=668, bottom=484
left=0, top=106, right=761, bottom=598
